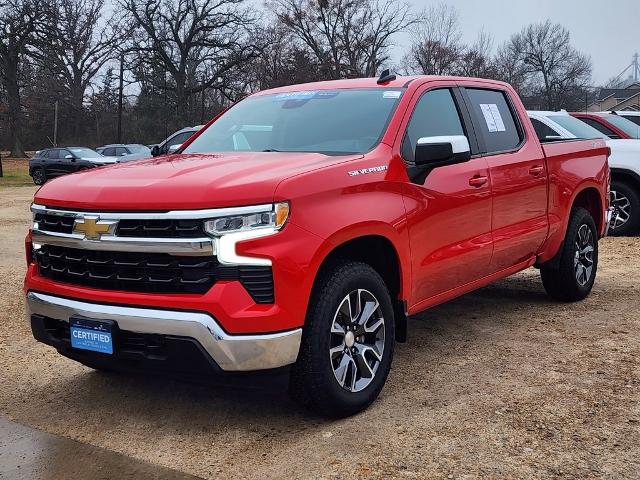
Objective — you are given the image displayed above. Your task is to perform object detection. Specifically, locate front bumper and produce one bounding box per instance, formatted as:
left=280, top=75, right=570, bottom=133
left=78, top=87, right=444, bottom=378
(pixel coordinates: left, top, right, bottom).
left=26, top=291, right=301, bottom=372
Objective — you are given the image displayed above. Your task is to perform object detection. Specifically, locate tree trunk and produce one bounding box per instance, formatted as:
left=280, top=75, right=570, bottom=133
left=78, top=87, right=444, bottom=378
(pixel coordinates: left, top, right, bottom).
left=4, top=56, right=26, bottom=158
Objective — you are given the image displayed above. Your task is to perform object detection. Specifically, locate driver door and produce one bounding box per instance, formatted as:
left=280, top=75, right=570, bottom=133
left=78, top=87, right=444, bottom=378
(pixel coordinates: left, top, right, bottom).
left=400, top=86, right=493, bottom=307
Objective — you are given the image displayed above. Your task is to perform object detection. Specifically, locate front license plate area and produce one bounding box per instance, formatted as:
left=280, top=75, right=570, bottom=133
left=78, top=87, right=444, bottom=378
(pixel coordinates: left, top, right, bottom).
left=70, top=317, right=114, bottom=355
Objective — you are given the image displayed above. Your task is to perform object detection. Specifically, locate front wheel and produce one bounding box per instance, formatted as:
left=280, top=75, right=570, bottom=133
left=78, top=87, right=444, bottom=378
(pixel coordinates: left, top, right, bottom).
left=32, top=168, right=46, bottom=185
left=540, top=207, right=598, bottom=302
left=289, top=261, right=394, bottom=417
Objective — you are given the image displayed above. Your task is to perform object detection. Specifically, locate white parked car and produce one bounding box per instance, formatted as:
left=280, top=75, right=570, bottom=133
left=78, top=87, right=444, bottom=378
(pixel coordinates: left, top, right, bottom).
left=528, top=111, right=640, bottom=235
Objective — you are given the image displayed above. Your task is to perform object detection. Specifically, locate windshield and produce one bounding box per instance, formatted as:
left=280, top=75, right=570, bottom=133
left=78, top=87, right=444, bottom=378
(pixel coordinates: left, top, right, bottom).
left=548, top=116, right=608, bottom=139
left=69, top=148, right=102, bottom=158
left=183, top=89, right=404, bottom=155
left=603, top=114, right=640, bottom=139
left=127, top=144, right=150, bottom=153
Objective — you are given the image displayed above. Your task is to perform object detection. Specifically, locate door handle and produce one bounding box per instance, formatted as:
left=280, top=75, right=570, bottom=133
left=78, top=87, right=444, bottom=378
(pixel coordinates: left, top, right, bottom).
left=529, top=165, right=544, bottom=176
left=469, top=175, right=488, bottom=187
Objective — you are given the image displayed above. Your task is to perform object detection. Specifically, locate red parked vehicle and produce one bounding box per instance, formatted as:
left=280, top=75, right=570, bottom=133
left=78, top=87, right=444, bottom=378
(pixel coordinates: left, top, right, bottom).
left=25, top=74, right=611, bottom=416
left=571, top=112, right=640, bottom=139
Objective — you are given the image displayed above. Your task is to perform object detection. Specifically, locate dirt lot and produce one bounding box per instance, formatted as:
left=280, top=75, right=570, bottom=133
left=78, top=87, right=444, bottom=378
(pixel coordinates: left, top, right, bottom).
left=0, top=185, right=638, bottom=479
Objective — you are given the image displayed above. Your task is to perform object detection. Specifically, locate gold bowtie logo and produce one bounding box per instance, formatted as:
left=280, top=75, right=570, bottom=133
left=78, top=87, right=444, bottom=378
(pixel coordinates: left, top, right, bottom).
left=73, top=217, right=115, bottom=240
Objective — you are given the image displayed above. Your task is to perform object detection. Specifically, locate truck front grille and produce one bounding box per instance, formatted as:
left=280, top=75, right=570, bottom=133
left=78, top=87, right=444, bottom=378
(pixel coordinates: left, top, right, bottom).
left=116, top=219, right=206, bottom=238
left=35, top=244, right=274, bottom=301
left=34, top=212, right=74, bottom=234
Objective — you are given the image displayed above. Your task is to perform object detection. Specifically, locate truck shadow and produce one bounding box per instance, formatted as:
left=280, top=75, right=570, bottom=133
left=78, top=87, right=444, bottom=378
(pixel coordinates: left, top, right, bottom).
left=16, top=272, right=561, bottom=432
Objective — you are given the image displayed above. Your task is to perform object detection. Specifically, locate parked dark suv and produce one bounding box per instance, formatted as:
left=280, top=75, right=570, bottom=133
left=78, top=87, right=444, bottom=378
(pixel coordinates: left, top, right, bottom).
left=29, top=147, right=119, bottom=185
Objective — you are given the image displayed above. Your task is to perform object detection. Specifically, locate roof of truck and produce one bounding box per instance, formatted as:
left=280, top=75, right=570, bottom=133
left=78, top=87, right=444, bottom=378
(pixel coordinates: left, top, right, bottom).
left=254, top=75, right=511, bottom=96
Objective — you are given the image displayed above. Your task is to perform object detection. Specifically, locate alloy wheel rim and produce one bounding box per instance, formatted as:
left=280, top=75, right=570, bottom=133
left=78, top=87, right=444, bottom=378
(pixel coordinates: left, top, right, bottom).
left=34, top=170, right=45, bottom=184
left=574, top=224, right=595, bottom=286
left=329, top=289, right=385, bottom=393
left=610, top=190, right=631, bottom=230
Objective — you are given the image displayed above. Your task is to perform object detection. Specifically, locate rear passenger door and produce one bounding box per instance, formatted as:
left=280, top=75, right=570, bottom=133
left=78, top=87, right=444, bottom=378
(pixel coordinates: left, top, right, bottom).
left=462, top=87, right=548, bottom=272
left=400, top=85, right=493, bottom=305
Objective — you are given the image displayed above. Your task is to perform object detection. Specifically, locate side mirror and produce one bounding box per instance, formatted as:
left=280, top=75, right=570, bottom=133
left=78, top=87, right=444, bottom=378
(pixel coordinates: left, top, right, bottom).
left=167, top=143, right=182, bottom=154
left=64, top=154, right=74, bottom=159
left=120, top=152, right=127, bottom=156
left=151, top=145, right=160, bottom=156
left=414, top=135, right=471, bottom=167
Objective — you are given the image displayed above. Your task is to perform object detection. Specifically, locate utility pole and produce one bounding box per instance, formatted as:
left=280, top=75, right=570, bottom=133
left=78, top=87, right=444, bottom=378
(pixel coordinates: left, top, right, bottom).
left=117, top=54, right=124, bottom=143
left=53, top=100, right=59, bottom=147
left=200, top=76, right=206, bottom=124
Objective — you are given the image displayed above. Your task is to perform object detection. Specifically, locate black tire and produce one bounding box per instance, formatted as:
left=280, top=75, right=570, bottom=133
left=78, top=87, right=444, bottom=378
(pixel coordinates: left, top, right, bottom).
left=540, top=207, right=598, bottom=302
left=32, top=167, right=46, bottom=185
left=289, top=261, right=395, bottom=418
left=609, top=180, right=640, bottom=236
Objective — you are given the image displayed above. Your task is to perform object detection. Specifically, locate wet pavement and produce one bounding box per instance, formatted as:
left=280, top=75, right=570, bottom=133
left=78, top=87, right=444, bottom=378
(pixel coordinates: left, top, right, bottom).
left=0, top=417, right=202, bottom=480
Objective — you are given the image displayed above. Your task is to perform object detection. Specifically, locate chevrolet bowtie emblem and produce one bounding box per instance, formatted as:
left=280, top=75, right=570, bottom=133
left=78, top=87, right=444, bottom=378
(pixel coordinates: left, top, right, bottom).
left=73, top=216, right=116, bottom=240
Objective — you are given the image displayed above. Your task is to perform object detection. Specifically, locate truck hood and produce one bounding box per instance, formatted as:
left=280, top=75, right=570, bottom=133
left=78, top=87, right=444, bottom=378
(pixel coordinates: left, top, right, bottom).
left=34, top=152, right=362, bottom=210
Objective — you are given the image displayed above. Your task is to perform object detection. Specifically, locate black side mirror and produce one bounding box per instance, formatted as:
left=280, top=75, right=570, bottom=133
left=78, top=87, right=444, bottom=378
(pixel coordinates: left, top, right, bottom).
left=414, top=135, right=471, bottom=168
left=151, top=145, right=160, bottom=156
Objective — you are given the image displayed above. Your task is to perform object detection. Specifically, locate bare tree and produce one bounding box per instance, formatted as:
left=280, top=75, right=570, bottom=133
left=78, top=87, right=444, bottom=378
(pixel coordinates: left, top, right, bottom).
left=505, top=20, right=591, bottom=110
left=0, top=0, right=42, bottom=156
left=404, top=3, right=461, bottom=76
left=121, top=0, right=262, bottom=123
left=240, top=24, right=320, bottom=91
left=38, top=0, right=121, bottom=138
left=272, top=0, right=415, bottom=79
left=454, top=30, right=495, bottom=78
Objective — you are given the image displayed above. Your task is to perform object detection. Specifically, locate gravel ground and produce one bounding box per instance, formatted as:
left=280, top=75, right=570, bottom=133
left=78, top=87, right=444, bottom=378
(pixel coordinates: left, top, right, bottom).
left=0, top=185, right=639, bottom=479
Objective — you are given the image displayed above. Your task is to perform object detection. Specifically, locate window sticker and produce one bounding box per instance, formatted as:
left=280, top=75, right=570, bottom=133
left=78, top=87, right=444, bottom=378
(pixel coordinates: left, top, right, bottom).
left=383, top=91, right=401, bottom=99
left=272, top=91, right=339, bottom=102
left=480, top=103, right=506, bottom=132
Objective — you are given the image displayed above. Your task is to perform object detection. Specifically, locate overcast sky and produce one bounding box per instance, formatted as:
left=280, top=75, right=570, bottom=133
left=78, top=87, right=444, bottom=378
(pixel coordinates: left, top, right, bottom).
left=398, top=0, right=639, bottom=85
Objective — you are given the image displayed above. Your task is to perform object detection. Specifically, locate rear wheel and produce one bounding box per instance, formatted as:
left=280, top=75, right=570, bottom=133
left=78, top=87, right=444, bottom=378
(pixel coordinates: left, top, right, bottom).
left=32, top=168, right=46, bottom=185
left=289, top=261, right=394, bottom=417
left=540, top=207, right=598, bottom=301
left=609, top=180, right=640, bottom=236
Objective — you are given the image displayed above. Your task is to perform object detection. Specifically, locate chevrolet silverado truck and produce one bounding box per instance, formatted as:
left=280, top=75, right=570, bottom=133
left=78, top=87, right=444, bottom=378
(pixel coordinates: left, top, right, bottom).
left=25, top=75, right=611, bottom=417
left=529, top=110, right=640, bottom=235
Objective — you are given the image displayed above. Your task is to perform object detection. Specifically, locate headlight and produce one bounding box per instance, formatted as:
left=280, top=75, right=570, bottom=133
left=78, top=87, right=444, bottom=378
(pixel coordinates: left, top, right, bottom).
left=204, top=202, right=290, bottom=236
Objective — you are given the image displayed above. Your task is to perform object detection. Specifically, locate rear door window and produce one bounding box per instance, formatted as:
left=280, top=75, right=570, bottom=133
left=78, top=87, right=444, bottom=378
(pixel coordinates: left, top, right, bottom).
left=465, top=88, right=522, bottom=154
left=102, top=147, right=115, bottom=156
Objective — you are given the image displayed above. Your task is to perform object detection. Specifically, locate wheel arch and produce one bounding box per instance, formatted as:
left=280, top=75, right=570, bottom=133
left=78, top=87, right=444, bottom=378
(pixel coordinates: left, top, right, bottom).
left=538, top=183, right=605, bottom=268
left=611, top=168, right=640, bottom=192
left=309, top=231, right=408, bottom=342
left=572, top=186, right=604, bottom=234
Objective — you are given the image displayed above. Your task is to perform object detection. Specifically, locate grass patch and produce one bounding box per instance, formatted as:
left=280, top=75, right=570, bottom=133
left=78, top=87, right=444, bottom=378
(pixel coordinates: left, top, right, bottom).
left=0, top=158, right=33, bottom=187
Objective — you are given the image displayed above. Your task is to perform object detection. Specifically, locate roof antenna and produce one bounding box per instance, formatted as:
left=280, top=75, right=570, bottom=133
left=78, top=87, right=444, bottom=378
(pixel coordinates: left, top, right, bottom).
left=377, top=69, right=396, bottom=84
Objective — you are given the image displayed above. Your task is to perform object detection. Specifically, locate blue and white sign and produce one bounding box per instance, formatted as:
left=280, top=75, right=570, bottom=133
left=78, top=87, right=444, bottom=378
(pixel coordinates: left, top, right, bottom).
left=70, top=318, right=113, bottom=354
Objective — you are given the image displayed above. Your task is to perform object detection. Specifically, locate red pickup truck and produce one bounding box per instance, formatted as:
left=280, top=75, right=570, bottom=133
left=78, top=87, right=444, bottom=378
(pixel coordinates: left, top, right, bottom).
left=25, top=75, right=611, bottom=417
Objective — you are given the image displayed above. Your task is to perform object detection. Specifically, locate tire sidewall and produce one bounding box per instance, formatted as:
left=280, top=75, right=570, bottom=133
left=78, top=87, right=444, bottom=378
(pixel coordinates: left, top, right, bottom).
left=301, top=262, right=395, bottom=414
left=565, top=208, right=598, bottom=297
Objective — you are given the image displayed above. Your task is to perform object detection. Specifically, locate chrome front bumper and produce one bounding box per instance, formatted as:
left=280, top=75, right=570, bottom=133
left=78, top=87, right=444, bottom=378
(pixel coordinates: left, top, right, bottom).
left=25, top=292, right=301, bottom=372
